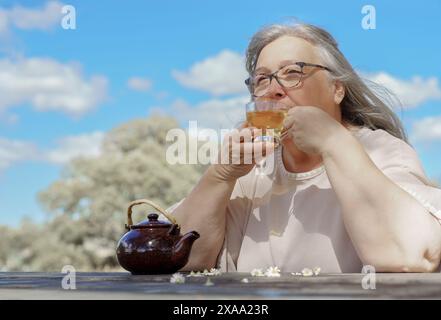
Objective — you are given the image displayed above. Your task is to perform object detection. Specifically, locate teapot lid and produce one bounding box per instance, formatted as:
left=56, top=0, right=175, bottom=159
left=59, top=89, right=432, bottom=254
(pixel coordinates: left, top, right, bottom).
left=130, top=213, right=172, bottom=229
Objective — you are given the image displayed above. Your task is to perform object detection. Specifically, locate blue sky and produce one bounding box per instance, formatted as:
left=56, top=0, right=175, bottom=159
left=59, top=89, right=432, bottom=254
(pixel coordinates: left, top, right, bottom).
left=0, top=0, right=440, bottom=226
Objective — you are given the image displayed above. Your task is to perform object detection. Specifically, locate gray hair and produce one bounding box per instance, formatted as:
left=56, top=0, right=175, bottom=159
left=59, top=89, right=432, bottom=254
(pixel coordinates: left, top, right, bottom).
left=245, top=23, right=408, bottom=142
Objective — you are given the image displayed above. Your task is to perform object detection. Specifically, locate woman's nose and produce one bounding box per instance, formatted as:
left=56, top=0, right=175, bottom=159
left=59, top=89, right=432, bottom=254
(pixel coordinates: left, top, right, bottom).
left=264, top=77, right=286, bottom=99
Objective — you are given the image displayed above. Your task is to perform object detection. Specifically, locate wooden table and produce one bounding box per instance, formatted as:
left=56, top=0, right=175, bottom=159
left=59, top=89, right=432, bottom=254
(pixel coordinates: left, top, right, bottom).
left=1, top=272, right=441, bottom=299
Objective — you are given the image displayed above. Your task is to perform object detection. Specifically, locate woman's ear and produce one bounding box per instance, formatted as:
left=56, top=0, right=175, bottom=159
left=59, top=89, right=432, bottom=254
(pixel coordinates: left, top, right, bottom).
left=333, top=81, right=345, bottom=105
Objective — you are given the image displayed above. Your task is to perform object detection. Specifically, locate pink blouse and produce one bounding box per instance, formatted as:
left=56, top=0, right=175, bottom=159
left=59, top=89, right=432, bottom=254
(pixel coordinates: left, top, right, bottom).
left=215, top=127, right=441, bottom=273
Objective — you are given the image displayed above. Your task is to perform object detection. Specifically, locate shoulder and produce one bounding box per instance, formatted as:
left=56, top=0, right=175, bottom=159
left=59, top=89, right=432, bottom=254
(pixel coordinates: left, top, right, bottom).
left=351, top=126, right=426, bottom=177
left=351, top=126, right=407, bottom=151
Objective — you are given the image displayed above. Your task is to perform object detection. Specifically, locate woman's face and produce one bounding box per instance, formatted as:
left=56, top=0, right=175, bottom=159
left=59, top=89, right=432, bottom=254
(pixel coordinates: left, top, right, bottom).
left=254, top=36, right=343, bottom=122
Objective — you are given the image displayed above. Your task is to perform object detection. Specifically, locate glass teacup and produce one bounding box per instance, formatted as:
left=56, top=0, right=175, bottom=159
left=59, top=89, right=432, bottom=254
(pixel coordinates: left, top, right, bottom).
left=245, top=99, right=288, bottom=145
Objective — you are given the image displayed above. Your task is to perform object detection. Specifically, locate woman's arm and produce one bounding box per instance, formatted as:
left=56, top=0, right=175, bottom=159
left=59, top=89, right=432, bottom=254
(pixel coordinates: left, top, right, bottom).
left=172, top=128, right=271, bottom=271
left=283, top=106, right=441, bottom=272
left=172, top=165, right=236, bottom=271
left=322, top=126, right=441, bottom=272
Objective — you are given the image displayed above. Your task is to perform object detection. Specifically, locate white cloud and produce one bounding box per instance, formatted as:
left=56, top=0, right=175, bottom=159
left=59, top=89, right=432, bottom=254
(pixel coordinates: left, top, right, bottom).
left=127, top=77, right=152, bottom=92
left=165, top=95, right=249, bottom=130
left=0, top=57, right=108, bottom=117
left=0, top=131, right=106, bottom=172
left=411, top=116, right=441, bottom=143
left=0, top=1, right=64, bottom=34
left=0, top=138, right=38, bottom=171
left=46, top=131, right=105, bottom=165
left=172, top=50, right=249, bottom=96
left=364, top=72, right=441, bottom=108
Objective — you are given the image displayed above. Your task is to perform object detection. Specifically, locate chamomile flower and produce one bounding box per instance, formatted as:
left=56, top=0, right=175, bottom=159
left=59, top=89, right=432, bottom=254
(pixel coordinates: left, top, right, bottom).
left=265, top=266, right=281, bottom=277
left=301, top=268, right=313, bottom=277
left=250, top=268, right=265, bottom=277
left=170, top=273, right=185, bottom=284
left=204, top=278, right=214, bottom=286
left=187, top=270, right=204, bottom=277
left=205, top=268, right=222, bottom=276
left=313, top=267, right=321, bottom=276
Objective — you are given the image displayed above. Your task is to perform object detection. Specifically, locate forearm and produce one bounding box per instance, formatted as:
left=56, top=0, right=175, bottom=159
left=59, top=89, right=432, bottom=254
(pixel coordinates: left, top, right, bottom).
left=322, top=127, right=441, bottom=272
left=173, top=165, right=236, bottom=270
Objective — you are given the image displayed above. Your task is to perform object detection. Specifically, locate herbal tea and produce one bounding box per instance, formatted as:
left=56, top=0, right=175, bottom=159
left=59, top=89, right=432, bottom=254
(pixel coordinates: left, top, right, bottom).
left=246, top=110, right=287, bottom=135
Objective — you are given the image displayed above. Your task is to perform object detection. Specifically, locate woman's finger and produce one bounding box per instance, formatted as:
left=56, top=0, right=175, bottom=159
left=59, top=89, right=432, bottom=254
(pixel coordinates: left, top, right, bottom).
left=283, top=114, right=295, bottom=131
left=229, top=141, right=275, bottom=165
left=232, top=127, right=264, bottom=143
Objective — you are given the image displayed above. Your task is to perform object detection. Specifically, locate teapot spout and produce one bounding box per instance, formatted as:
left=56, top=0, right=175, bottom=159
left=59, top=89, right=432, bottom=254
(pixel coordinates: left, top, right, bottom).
left=172, top=231, right=200, bottom=265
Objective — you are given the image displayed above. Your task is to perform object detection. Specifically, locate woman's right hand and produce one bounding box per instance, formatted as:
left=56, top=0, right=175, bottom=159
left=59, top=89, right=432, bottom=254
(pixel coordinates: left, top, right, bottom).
left=209, top=126, right=275, bottom=182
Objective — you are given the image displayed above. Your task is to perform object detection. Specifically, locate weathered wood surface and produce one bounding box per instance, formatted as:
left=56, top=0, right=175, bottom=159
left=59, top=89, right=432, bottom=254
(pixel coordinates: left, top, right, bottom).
left=1, top=272, right=441, bottom=299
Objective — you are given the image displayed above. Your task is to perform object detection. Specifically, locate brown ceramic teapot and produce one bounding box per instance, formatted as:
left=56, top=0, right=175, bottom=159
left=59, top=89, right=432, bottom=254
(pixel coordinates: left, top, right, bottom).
left=116, top=199, right=199, bottom=275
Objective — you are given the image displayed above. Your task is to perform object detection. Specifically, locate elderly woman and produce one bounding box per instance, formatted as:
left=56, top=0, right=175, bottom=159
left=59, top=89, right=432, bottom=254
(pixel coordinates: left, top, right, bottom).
left=171, top=23, right=441, bottom=273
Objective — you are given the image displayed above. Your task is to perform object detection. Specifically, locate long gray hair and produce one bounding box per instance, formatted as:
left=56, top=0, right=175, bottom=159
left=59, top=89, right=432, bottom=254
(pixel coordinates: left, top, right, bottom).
left=245, top=23, right=408, bottom=142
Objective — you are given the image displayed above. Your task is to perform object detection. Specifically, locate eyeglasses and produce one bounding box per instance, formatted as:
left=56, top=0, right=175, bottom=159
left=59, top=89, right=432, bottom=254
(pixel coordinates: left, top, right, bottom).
left=245, top=62, right=332, bottom=97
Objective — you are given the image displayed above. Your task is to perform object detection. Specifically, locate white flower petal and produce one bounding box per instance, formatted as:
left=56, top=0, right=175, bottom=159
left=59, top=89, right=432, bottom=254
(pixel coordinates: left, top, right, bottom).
left=301, top=268, right=313, bottom=277
left=204, top=278, right=214, bottom=286
left=313, top=267, right=321, bottom=276
left=264, top=266, right=281, bottom=277
left=250, top=268, right=265, bottom=277
left=170, top=273, right=185, bottom=284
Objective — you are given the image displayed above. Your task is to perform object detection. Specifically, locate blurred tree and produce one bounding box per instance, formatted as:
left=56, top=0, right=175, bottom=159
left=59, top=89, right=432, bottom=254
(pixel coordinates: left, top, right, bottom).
left=0, top=115, right=205, bottom=271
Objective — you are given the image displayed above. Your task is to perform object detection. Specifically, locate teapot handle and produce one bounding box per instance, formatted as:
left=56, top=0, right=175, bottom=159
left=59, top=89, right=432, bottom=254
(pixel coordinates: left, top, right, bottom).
left=126, top=199, right=178, bottom=228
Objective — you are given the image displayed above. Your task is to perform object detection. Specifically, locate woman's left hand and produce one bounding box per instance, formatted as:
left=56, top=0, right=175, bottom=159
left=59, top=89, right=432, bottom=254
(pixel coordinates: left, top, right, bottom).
left=281, top=106, right=345, bottom=155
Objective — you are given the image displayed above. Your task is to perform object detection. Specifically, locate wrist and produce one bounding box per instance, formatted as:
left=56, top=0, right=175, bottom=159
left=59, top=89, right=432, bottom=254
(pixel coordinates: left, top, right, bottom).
left=207, top=164, right=239, bottom=184
left=321, top=125, right=352, bottom=159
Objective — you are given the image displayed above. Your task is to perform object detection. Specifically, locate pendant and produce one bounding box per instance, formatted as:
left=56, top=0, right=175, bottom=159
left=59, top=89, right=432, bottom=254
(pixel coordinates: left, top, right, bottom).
left=270, top=230, right=282, bottom=237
